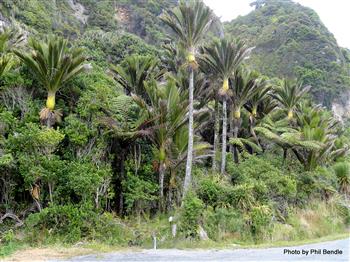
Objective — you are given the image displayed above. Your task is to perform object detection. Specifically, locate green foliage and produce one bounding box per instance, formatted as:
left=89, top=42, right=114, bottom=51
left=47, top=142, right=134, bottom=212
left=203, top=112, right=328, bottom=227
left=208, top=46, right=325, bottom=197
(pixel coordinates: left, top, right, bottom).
left=197, top=175, right=226, bottom=207
left=333, top=162, right=350, bottom=195
left=78, top=30, right=159, bottom=67
left=180, top=192, right=204, bottom=238
left=0, top=0, right=349, bottom=251
left=250, top=204, right=273, bottom=240
left=122, top=160, right=158, bottom=213
left=25, top=204, right=131, bottom=244
left=224, top=0, right=350, bottom=105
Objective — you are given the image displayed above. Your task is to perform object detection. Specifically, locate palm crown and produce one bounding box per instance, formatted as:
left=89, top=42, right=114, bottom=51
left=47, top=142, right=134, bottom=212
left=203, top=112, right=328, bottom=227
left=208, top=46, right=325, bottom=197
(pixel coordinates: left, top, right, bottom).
left=200, top=38, right=252, bottom=94
left=272, top=79, right=310, bottom=120
left=161, top=0, right=213, bottom=66
left=14, top=36, right=87, bottom=112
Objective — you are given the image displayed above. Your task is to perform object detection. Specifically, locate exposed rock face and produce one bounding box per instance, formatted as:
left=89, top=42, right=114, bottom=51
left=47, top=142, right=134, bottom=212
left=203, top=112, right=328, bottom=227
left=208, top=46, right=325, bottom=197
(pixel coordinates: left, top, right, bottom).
left=0, top=11, right=9, bottom=30
left=332, top=91, right=350, bottom=122
left=67, top=0, right=88, bottom=24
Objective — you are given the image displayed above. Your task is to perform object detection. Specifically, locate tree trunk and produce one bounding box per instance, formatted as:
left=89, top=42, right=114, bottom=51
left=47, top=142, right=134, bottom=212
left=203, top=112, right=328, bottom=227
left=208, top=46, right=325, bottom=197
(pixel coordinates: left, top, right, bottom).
left=229, top=112, right=234, bottom=155
left=249, top=116, right=261, bottom=152
left=283, top=148, right=288, bottom=165
left=233, top=118, right=240, bottom=164
left=212, top=98, right=219, bottom=172
left=220, top=100, right=227, bottom=175
left=159, top=162, right=165, bottom=211
left=48, top=182, right=53, bottom=204
left=183, top=68, right=194, bottom=198
left=118, top=148, right=126, bottom=215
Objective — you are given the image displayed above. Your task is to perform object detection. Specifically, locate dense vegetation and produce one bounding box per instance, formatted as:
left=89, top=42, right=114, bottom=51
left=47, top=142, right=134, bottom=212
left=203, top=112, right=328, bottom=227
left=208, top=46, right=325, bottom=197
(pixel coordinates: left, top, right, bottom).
left=224, top=0, right=350, bottom=107
left=0, top=0, right=349, bottom=256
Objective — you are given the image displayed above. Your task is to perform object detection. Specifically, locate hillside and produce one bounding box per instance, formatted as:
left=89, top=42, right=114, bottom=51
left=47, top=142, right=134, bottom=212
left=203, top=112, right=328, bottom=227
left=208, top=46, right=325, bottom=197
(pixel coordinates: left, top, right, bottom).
left=0, top=0, right=177, bottom=44
left=1, top=0, right=348, bottom=108
left=224, top=0, right=350, bottom=107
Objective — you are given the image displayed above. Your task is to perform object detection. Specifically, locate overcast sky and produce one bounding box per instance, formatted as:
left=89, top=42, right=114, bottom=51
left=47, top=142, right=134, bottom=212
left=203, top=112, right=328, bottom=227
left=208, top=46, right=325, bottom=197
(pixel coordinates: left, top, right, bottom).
left=203, top=0, right=350, bottom=48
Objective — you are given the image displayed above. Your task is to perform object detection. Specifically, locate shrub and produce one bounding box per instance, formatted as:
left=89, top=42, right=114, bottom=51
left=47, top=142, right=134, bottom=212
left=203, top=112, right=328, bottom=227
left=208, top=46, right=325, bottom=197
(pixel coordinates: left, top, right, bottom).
left=197, top=175, right=226, bottom=207
left=333, top=162, right=350, bottom=195
left=225, top=184, right=256, bottom=211
left=249, top=204, right=273, bottom=241
left=180, top=192, right=204, bottom=238
left=25, top=204, right=130, bottom=244
left=203, top=207, right=245, bottom=241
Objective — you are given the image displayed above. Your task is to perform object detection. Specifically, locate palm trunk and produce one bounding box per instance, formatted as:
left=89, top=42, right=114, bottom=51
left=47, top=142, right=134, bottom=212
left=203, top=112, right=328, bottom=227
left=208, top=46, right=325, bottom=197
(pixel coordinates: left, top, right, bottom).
left=249, top=116, right=260, bottom=152
left=229, top=112, right=234, bottom=155
left=183, top=68, right=194, bottom=198
left=233, top=117, right=240, bottom=164
left=159, top=162, right=165, bottom=211
left=212, top=98, right=219, bottom=172
left=220, top=99, right=227, bottom=175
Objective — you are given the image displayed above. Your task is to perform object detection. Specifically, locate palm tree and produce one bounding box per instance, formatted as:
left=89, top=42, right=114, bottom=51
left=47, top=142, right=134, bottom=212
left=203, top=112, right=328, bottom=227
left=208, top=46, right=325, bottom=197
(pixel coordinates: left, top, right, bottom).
left=293, top=104, right=348, bottom=171
left=244, top=77, right=271, bottom=147
left=132, top=78, right=189, bottom=210
left=229, top=67, right=260, bottom=163
left=161, top=0, right=213, bottom=197
left=14, top=36, right=88, bottom=127
left=0, top=28, right=23, bottom=78
left=271, top=79, right=310, bottom=121
left=110, top=55, right=164, bottom=99
left=200, top=38, right=251, bottom=173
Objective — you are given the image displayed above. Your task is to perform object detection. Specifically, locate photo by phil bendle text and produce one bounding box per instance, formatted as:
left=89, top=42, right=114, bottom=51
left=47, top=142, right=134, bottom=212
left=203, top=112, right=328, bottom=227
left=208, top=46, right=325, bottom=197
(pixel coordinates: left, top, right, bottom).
left=283, top=249, right=343, bottom=255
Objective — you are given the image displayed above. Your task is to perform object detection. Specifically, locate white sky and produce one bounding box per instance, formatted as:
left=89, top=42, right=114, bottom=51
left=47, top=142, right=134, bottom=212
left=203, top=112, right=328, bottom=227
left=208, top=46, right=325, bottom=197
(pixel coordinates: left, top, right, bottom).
left=203, top=0, right=350, bottom=48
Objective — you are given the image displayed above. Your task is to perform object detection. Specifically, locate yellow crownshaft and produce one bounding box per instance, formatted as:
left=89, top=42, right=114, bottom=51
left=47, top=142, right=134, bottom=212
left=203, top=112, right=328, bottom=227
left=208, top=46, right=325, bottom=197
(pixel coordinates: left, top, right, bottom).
left=234, top=109, right=241, bottom=119
left=159, top=147, right=166, bottom=162
left=222, top=78, right=229, bottom=92
left=46, top=90, right=56, bottom=110
left=287, top=110, right=293, bottom=120
left=252, top=107, right=257, bottom=117
left=187, top=53, right=196, bottom=64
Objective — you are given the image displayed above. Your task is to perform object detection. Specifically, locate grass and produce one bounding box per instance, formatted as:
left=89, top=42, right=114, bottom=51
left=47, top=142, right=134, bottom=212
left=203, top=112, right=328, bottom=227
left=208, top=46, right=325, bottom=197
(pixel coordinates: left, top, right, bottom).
left=1, top=199, right=349, bottom=260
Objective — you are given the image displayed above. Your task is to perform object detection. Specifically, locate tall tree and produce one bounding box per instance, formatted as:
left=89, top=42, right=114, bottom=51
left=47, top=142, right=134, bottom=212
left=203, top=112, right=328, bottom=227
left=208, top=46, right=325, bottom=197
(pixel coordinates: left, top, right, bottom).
left=161, top=0, right=213, bottom=197
left=244, top=76, right=271, bottom=147
left=14, top=36, right=88, bottom=127
left=132, top=78, right=189, bottom=210
left=229, top=68, right=260, bottom=163
left=200, top=38, right=251, bottom=174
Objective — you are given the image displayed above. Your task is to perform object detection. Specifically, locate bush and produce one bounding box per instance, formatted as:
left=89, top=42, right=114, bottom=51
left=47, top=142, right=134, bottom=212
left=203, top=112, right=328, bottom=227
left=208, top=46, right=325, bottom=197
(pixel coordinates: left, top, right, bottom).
left=249, top=205, right=273, bottom=241
left=333, top=162, right=350, bottom=195
left=197, top=175, right=226, bottom=208
left=180, top=192, right=204, bottom=238
left=225, top=184, right=256, bottom=211
left=229, top=155, right=297, bottom=203
left=203, top=207, right=245, bottom=241
left=25, top=204, right=131, bottom=244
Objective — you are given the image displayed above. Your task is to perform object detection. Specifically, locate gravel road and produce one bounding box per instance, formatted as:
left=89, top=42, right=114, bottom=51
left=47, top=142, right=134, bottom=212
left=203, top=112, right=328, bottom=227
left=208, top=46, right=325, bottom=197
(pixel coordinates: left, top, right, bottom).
left=54, top=237, right=349, bottom=262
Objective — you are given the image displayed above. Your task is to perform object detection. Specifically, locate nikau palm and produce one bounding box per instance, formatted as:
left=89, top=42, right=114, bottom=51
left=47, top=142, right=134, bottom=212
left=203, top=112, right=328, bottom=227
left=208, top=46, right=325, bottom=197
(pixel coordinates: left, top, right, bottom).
left=110, top=55, right=164, bottom=99
left=272, top=80, right=310, bottom=121
left=161, top=0, right=213, bottom=197
left=0, top=28, right=23, bottom=78
left=200, top=38, right=251, bottom=173
left=132, top=78, right=189, bottom=209
left=14, top=36, right=88, bottom=127
left=244, top=79, right=271, bottom=148
left=230, top=68, right=260, bottom=163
